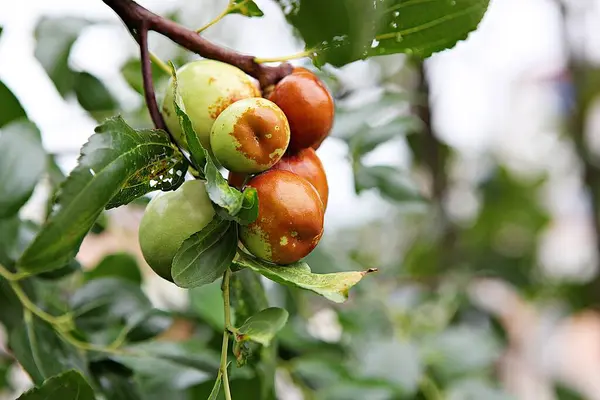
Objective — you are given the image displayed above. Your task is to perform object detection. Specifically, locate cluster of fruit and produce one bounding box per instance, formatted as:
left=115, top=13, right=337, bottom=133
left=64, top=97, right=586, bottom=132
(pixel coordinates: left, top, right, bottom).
left=139, top=60, right=334, bottom=282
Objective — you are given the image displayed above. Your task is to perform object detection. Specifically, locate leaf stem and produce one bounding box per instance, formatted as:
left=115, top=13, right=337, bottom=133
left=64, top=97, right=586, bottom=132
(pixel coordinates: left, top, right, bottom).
left=0, top=263, right=31, bottom=281
left=196, top=0, right=233, bottom=33
left=0, top=264, right=72, bottom=328
left=254, top=49, right=315, bottom=64
left=220, top=267, right=233, bottom=400
left=149, top=51, right=172, bottom=74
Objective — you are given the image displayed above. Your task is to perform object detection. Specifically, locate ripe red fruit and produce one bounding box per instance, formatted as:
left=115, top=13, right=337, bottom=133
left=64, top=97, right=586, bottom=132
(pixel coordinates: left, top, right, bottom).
left=268, top=68, right=334, bottom=152
left=271, top=148, right=328, bottom=209
left=239, top=170, right=324, bottom=264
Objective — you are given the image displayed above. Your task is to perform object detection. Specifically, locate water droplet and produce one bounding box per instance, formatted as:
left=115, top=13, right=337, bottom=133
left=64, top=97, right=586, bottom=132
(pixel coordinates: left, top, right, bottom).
left=371, top=39, right=380, bottom=48
left=394, top=11, right=400, bottom=17
left=390, top=21, right=398, bottom=29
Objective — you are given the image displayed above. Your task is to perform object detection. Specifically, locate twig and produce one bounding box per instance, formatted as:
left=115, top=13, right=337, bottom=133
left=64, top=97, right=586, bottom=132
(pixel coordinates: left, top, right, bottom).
left=102, top=0, right=292, bottom=89
left=138, top=23, right=167, bottom=132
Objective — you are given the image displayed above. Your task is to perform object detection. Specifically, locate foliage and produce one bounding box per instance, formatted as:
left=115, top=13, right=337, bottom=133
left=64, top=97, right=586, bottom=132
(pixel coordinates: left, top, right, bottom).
left=5, top=1, right=580, bottom=400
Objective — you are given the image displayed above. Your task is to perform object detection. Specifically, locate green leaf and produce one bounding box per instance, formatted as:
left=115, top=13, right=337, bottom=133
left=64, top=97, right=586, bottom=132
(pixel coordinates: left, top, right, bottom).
left=0, top=121, right=46, bottom=218
left=84, top=253, right=142, bottom=284
left=189, top=280, right=224, bottom=330
left=234, top=251, right=376, bottom=303
left=17, top=116, right=187, bottom=273
left=353, top=339, right=422, bottom=393
left=122, top=58, right=168, bottom=95
left=217, top=187, right=259, bottom=225
left=171, top=218, right=237, bottom=288
left=207, top=374, right=222, bottom=400
left=228, top=0, right=264, bottom=17
left=9, top=318, right=88, bottom=385
left=237, top=307, right=288, bottom=346
left=110, top=340, right=220, bottom=390
left=275, top=0, right=489, bottom=67
left=447, top=379, right=514, bottom=400
left=34, top=17, right=89, bottom=96
left=69, top=278, right=171, bottom=344
left=16, top=370, right=95, bottom=400
left=354, top=163, right=424, bottom=203
left=349, top=118, right=418, bottom=157
left=0, top=81, right=27, bottom=128
left=74, top=71, right=117, bottom=113
left=231, top=268, right=268, bottom=327
left=90, top=360, right=144, bottom=400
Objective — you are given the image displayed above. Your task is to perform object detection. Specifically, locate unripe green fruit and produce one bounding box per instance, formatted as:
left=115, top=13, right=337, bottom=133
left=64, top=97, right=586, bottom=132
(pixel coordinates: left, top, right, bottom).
left=139, top=180, right=215, bottom=281
left=210, top=98, right=290, bottom=174
left=161, top=60, right=260, bottom=152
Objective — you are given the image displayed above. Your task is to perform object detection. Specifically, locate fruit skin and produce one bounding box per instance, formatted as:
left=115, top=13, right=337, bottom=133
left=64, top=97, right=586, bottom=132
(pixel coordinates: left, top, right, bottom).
left=139, top=180, right=215, bottom=281
left=161, top=60, right=260, bottom=152
left=268, top=68, right=334, bottom=152
left=228, top=171, right=247, bottom=189
left=240, top=170, right=324, bottom=264
left=271, top=148, right=328, bottom=209
left=211, top=98, right=290, bottom=174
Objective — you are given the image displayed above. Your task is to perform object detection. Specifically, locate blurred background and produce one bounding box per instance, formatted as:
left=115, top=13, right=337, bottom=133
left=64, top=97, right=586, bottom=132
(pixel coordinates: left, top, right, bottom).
left=2, top=0, right=600, bottom=399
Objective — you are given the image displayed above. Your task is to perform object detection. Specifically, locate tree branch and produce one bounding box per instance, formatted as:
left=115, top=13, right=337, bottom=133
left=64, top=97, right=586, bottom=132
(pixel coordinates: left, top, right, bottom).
left=138, top=23, right=167, bottom=132
left=102, top=0, right=292, bottom=89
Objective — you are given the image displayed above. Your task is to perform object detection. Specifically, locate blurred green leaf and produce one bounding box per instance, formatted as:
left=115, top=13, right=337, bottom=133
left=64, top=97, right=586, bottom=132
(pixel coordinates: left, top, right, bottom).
left=423, top=325, right=500, bottom=379
left=447, top=379, right=514, bottom=400
left=85, top=253, right=142, bottom=284
left=172, top=218, right=237, bottom=288
left=34, top=17, right=89, bottom=96
left=17, top=117, right=187, bottom=273
left=234, top=251, right=376, bottom=303
left=122, top=58, right=168, bottom=95
left=69, top=278, right=171, bottom=344
left=352, top=339, right=422, bottom=394
left=319, top=381, right=395, bottom=400
left=237, top=307, right=289, bottom=346
left=16, top=370, right=94, bottom=400
left=275, top=0, right=489, bottom=67
left=354, top=163, right=423, bottom=203
left=38, top=258, right=81, bottom=280
left=74, top=71, right=117, bottom=113
left=90, top=360, right=144, bottom=400
left=9, top=318, right=88, bottom=385
left=190, top=377, right=262, bottom=400
left=0, top=121, right=46, bottom=218
left=229, top=0, right=264, bottom=17
left=0, top=81, right=27, bottom=128
left=189, top=279, right=224, bottom=330
left=111, top=340, right=220, bottom=390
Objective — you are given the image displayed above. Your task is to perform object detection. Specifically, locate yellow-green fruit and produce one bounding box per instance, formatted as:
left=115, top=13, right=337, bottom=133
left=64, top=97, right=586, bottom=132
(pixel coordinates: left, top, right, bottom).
left=210, top=98, right=290, bottom=174
left=161, top=60, right=260, bottom=151
left=139, top=180, right=215, bottom=281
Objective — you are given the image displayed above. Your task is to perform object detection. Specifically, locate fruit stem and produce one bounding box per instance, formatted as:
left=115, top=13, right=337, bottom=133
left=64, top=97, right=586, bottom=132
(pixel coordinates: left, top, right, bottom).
left=220, top=267, right=233, bottom=400
left=254, top=49, right=315, bottom=64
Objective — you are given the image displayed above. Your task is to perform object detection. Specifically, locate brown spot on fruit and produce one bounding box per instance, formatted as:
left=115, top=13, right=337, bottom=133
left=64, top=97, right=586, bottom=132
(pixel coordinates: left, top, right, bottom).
left=240, top=170, right=324, bottom=264
left=268, top=69, right=334, bottom=152
left=271, top=147, right=329, bottom=209
left=231, top=105, right=289, bottom=167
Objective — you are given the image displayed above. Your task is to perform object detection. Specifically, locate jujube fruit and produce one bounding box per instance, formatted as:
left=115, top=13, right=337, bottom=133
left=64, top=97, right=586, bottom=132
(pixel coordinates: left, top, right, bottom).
left=161, top=60, right=260, bottom=152
left=270, top=148, right=329, bottom=209
left=139, top=180, right=215, bottom=281
left=240, top=170, right=324, bottom=264
left=268, top=68, right=334, bottom=152
left=210, top=98, right=290, bottom=174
